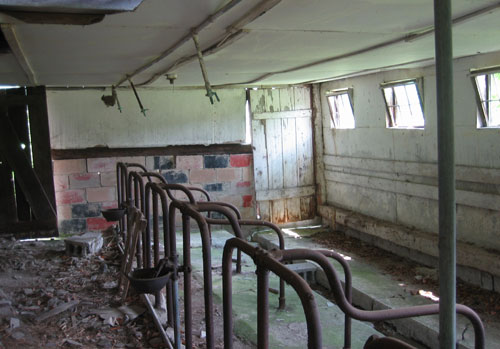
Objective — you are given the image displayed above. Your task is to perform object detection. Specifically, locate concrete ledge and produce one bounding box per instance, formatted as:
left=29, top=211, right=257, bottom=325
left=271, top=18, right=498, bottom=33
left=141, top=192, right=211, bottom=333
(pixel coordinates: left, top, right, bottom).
left=252, top=227, right=491, bottom=349
left=319, top=204, right=500, bottom=292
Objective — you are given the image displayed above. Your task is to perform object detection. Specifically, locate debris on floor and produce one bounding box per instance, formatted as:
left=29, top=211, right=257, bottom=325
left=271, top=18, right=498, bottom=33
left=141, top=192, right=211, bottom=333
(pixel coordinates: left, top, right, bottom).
left=0, top=235, right=161, bottom=348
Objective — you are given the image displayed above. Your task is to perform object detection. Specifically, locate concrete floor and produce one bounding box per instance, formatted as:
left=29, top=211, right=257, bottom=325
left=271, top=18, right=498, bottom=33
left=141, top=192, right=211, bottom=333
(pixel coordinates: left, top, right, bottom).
left=179, top=226, right=500, bottom=348
left=178, top=228, right=381, bottom=348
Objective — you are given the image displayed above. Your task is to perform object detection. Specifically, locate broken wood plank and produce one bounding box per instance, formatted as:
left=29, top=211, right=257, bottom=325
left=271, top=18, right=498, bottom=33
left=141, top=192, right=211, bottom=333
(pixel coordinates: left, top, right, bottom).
left=35, top=300, right=79, bottom=323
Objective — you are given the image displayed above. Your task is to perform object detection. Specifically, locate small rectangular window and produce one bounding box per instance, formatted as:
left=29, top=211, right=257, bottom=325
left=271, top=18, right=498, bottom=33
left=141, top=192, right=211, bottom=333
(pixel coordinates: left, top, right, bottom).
left=471, top=68, right=500, bottom=128
left=381, top=79, right=424, bottom=129
left=326, top=88, right=354, bottom=129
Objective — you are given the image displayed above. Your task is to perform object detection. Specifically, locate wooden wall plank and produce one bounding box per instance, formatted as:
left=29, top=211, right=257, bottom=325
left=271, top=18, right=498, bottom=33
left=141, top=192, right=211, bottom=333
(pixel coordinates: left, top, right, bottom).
left=255, top=185, right=315, bottom=201
left=285, top=197, right=301, bottom=222
left=253, top=109, right=312, bottom=120
left=251, top=119, right=269, bottom=191
left=265, top=119, right=284, bottom=190
left=294, top=87, right=311, bottom=110
left=250, top=86, right=315, bottom=225
left=300, top=195, right=316, bottom=221
left=53, top=144, right=252, bottom=159
left=296, top=117, right=314, bottom=186
left=282, top=118, right=298, bottom=188
left=266, top=88, right=281, bottom=112
left=271, top=199, right=286, bottom=224
left=258, top=200, right=271, bottom=221
left=279, top=88, right=294, bottom=111
left=250, top=89, right=267, bottom=114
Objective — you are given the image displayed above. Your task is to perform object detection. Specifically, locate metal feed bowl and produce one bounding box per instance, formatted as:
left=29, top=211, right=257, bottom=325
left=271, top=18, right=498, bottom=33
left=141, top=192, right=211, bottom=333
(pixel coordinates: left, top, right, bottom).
left=101, top=208, right=126, bottom=222
left=127, top=267, right=171, bottom=294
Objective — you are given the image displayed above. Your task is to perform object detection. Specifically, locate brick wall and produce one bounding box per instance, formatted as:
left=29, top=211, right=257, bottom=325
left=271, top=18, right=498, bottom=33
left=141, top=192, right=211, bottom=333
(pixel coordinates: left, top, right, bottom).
left=53, top=153, right=255, bottom=235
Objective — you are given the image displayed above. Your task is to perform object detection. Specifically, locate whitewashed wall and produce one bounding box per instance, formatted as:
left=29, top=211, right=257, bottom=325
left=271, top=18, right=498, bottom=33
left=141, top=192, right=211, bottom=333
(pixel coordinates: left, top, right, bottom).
left=319, top=51, right=500, bottom=252
left=47, top=88, right=246, bottom=148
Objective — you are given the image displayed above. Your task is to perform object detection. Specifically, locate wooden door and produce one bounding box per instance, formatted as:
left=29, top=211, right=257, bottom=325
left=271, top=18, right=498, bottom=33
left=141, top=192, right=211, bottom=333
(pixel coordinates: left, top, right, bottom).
left=250, top=87, right=315, bottom=224
left=0, top=87, right=57, bottom=237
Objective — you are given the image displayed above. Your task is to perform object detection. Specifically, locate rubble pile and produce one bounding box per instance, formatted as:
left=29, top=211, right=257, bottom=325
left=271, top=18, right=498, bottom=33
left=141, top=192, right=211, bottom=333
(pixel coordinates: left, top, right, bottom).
left=0, top=236, right=162, bottom=348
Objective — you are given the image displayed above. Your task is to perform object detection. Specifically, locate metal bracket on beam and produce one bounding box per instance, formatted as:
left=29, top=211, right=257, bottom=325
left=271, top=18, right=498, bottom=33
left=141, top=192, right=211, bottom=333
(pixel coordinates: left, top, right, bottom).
left=128, top=78, right=148, bottom=116
left=192, top=33, right=220, bottom=105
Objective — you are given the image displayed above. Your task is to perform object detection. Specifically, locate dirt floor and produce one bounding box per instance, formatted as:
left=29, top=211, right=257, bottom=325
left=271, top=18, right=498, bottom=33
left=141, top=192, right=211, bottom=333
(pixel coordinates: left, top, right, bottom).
left=310, top=229, right=500, bottom=327
left=0, top=234, right=248, bottom=349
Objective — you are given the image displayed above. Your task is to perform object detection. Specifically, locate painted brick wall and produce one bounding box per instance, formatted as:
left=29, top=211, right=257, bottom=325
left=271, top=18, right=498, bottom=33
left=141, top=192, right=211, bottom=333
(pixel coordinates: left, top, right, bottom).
left=53, top=153, right=255, bottom=235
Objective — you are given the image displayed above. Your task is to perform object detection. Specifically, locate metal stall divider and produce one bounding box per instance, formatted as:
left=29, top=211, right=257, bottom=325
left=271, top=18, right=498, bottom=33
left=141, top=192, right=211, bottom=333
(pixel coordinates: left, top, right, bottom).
left=160, top=183, right=245, bottom=349
left=116, top=162, right=147, bottom=242
left=222, top=238, right=486, bottom=349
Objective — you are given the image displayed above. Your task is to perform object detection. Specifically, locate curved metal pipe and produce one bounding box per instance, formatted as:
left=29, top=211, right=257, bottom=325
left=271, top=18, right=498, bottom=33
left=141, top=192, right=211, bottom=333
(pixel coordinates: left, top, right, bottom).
left=170, top=200, right=216, bottom=349
left=274, top=248, right=485, bottom=349
left=222, top=238, right=322, bottom=349
left=189, top=202, right=243, bottom=273
left=208, top=218, right=287, bottom=309
left=159, top=183, right=196, bottom=204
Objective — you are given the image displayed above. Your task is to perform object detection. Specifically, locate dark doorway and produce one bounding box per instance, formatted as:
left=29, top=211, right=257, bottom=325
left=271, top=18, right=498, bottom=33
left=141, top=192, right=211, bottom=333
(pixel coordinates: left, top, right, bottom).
left=0, top=86, right=57, bottom=238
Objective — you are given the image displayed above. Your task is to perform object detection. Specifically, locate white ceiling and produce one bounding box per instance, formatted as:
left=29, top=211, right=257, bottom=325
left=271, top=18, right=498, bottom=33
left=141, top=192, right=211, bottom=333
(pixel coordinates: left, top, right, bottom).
left=1, top=0, right=500, bottom=88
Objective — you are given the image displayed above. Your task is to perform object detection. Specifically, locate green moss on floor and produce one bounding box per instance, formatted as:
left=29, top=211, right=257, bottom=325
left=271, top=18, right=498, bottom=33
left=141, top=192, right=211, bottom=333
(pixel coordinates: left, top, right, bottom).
left=178, top=229, right=381, bottom=348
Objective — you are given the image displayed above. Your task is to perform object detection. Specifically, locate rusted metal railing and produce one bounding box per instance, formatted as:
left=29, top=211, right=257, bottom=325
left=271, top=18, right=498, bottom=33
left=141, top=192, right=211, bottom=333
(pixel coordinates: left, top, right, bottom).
left=116, top=162, right=147, bottom=239
left=222, top=237, right=485, bottom=349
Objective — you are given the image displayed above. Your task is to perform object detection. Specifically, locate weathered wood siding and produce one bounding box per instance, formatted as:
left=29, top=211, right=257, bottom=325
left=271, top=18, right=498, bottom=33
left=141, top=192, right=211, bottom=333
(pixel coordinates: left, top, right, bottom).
left=250, top=87, right=315, bottom=224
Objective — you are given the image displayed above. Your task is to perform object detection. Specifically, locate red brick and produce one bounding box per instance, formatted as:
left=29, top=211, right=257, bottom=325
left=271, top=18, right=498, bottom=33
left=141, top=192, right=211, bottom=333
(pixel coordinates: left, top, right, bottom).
left=87, top=157, right=117, bottom=173
left=242, top=195, right=253, bottom=208
left=53, top=159, right=87, bottom=175
left=69, top=173, right=100, bottom=189
left=53, top=175, right=69, bottom=192
left=230, top=154, right=252, bottom=168
left=236, top=181, right=251, bottom=188
left=87, top=187, right=115, bottom=203
left=216, top=168, right=241, bottom=182
left=56, top=190, right=85, bottom=205
left=176, top=155, right=203, bottom=170
left=87, top=217, right=115, bottom=231
left=100, top=171, right=117, bottom=187
left=190, top=169, right=216, bottom=184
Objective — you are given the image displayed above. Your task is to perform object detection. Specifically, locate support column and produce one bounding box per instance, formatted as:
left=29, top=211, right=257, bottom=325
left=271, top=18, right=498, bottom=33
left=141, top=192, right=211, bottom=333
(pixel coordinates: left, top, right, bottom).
left=434, top=0, right=456, bottom=347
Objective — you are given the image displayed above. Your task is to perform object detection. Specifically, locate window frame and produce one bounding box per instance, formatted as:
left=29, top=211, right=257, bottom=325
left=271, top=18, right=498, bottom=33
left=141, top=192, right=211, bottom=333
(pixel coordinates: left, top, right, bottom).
left=380, top=78, right=425, bottom=129
left=325, top=88, right=355, bottom=129
left=470, top=66, right=500, bottom=128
